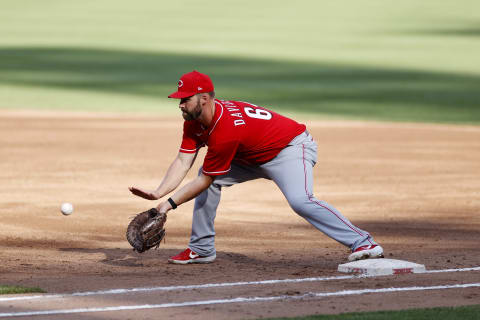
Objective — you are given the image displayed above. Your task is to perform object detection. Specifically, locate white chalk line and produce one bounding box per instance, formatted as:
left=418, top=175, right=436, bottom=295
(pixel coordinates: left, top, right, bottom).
left=1, top=266, right=479, bottom=303
left=0, top=282, right=479, bottom=318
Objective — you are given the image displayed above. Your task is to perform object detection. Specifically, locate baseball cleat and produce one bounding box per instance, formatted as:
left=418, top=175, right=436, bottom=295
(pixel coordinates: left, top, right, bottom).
left=348, top=245, right=384, bottom=262
left=168, top=248, right=216, bottom=264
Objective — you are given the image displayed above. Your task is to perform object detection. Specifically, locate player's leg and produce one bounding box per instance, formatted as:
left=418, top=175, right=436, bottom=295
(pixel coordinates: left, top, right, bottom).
left=170, top=163, right=266, bottom=263
left=260, top=131, right=382, bottom=257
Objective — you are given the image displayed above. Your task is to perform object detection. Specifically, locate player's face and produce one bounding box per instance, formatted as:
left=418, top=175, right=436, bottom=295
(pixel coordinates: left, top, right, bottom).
left=179, top=95, right=202, bottom=121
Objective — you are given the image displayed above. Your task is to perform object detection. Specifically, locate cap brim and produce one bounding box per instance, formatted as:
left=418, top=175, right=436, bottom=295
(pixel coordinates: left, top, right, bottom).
left=168, top=91, right=196, bottom=99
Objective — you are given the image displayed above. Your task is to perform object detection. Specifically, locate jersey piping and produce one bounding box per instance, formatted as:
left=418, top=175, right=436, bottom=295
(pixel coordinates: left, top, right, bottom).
left=209, top=101, right=224, bottom=136
left=202, top=167, right=231, bottom=175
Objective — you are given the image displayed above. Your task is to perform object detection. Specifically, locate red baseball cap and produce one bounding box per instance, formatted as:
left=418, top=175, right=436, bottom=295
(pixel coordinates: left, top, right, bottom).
left=168, top=70, right=214, bottom=99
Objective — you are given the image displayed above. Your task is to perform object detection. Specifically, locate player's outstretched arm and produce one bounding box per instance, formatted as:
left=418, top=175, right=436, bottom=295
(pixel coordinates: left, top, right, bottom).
left=129, top=151, right=198, bottom=200
left=157, top=172, right=213, bottom=213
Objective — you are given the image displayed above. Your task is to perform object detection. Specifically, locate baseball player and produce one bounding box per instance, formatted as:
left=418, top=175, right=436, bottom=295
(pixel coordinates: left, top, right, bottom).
left=129, top=70, right=384, bottom=264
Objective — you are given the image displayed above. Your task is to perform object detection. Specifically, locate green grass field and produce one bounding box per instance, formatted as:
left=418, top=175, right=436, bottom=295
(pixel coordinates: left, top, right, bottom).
left=1, top=0, right=479, bottom=123
left=0, top=285, right=44, bottom=295
left=266, top=305, right=480, bottom=320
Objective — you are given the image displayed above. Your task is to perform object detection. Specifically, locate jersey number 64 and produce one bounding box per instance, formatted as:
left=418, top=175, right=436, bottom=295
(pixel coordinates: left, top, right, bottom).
left=244, top=107, right=272, bottom=120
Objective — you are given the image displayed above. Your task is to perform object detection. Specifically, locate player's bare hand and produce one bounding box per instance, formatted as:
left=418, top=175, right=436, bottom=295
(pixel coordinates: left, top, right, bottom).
left=129, top=187, right=160, bottom=200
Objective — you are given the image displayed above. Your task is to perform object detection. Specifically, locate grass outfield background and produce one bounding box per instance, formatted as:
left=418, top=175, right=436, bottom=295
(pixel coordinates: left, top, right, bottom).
left=1, top=0, right=479, bottom=123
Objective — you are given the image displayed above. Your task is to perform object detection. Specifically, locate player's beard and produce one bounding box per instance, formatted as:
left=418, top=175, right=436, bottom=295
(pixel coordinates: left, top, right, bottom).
left=182, top=100, right=202, bottom=121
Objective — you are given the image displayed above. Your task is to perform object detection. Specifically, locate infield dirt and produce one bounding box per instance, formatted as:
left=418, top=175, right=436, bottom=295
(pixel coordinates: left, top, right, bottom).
left=0, top=111, right=479, bottom=319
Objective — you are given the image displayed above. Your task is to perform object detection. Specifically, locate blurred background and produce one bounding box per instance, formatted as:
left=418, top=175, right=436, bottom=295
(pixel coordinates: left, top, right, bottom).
left=1, top=0, right=479, bottom=123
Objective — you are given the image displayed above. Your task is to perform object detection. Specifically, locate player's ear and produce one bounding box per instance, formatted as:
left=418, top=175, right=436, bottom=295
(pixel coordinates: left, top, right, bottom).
left=199, top=93, right=210, bottom=103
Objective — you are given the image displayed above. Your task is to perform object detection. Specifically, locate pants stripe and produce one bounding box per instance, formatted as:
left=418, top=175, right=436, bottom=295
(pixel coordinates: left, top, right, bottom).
left=301, top=144, right=373, bottom=244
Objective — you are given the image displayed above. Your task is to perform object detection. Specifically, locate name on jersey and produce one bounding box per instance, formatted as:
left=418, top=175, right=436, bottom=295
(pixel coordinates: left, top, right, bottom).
left=223, top=101, right=246, bottom=126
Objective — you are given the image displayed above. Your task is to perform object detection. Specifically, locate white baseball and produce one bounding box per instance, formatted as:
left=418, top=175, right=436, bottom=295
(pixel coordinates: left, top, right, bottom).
left=61, top=202, right=74, bottom=215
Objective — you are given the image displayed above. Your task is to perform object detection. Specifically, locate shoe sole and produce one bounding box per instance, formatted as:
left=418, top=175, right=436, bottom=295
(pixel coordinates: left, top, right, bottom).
left=168, top=255, right=216, bottom=265
left=348, top=246, right=384, bottom=262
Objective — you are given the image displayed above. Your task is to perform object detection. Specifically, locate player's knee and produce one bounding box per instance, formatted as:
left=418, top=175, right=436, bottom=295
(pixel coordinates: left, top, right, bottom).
left=287, top=195, right=310, bottom=216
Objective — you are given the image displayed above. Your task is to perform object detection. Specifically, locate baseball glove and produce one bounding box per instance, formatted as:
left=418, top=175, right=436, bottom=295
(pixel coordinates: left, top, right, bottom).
left=126, top=208, right=166, bottom=253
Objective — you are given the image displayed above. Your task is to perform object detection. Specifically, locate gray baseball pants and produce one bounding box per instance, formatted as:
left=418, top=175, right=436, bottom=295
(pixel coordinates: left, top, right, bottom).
left=189, top=131, right=377, bottom=257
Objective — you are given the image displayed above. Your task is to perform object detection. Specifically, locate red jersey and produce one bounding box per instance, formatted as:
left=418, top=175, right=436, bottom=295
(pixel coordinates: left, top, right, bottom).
left=180, top=99, right=306, bottom=176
